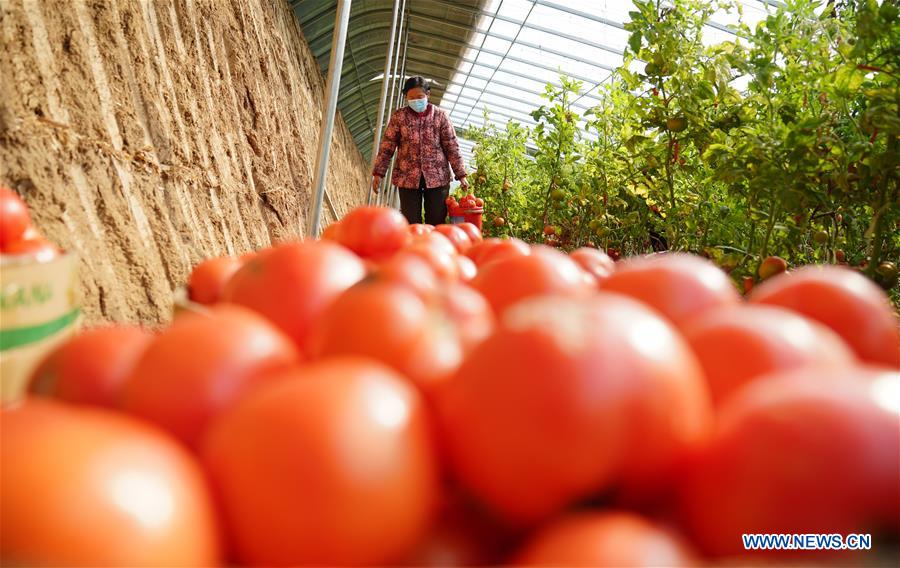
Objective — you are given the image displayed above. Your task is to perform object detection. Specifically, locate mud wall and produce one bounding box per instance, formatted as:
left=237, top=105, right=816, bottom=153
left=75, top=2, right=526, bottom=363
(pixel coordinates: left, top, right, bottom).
left=0, top=0, right=369, bottom=324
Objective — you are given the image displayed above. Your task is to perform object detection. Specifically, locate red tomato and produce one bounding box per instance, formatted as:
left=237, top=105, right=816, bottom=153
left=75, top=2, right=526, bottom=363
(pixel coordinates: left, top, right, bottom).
left=222, top=240, right=366, bottom=352
left=466, top=238, right=530, bottom=268
left=0, top=187, right=32, bottom=249
left=376, top=252, right=442, bottom=299
left=187, top=256, right=243, bottom=305
left=434, top=283, right=495, bottom=353
left=320, top=222, right=342, bottom=241
left=678, top=367, right=900, bottom=558
left=457, top=222, right=483, bottom=244
left=436, top=294, right=711, bottom=525
left=682, top=305, right=857, bottom=406
left=3, top=237, right=60, bottom=262
left=337, top=206, right=409, bottom=260
left=202, top=359, right=439, bottom=566
left=409, top=223, right=434, bottom=236
left=514, top=511, right=697, bottom=567
left=599, top=253, right=741, bottom=329
left=409, top=230, right=458, bottom=257
left=474, top=197, right=485, bottom=207
left=238, top=250, right=257, bottom=263
left=750, top=265, right=900, bottom=367
left=456, top=255, right=477, bottom=282
left=120, top=306, right=300, bottom=450
left=308, top=281, right=464, bottom=393
left=404, top=242, right=460, bottom=282
left=569, top=247, right=616, bottom=286
left=1, top=399, right=221, bottom=566
left=471, top=246, right=594, bottom=316
left=29, top=325, right=154, bottom=408
left=433, top=224, right=473, bottom=254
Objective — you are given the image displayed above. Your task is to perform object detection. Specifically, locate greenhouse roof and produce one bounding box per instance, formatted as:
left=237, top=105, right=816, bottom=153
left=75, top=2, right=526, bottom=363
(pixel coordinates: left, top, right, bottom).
left=293, top=0, right=785, bottom=167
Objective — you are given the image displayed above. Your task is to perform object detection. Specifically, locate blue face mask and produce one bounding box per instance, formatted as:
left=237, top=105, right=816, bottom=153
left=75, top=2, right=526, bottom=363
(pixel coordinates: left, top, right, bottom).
left=408, top=97, right=428, bottom=113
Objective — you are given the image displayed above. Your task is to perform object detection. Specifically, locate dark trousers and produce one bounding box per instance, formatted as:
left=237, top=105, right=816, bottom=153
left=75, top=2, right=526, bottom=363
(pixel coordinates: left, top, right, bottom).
left=398, top=175, right=449, bottom=225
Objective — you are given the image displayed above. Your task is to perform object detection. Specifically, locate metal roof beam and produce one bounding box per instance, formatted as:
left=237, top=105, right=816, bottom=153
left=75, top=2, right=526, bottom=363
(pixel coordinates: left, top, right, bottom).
left=301, top=4, right=625, bottom=61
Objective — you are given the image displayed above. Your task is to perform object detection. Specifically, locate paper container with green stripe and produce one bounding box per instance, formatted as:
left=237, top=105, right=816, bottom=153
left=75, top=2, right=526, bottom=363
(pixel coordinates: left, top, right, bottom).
left=1, top=252, right=80, bottom=403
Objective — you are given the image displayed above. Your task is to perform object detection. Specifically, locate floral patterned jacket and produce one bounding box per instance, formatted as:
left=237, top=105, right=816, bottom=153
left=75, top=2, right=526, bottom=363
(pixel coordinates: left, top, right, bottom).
left=372, top=104, right=467, bottom=189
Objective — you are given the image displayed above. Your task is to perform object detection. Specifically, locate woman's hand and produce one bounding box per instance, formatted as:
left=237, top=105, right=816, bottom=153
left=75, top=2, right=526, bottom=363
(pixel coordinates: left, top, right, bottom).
left=371, top=175, right=381, bottom=194
left=459, top=177, right=469, bottom=191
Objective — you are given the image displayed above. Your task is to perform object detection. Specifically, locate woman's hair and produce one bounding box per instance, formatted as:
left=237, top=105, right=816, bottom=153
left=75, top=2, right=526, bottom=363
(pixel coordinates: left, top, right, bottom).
left=402, top=76, right=431, bottom=94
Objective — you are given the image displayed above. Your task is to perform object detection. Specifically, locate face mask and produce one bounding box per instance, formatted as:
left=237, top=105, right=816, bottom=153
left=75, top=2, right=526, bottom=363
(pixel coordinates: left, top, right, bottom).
left=408, top=97, right=428, bottom=113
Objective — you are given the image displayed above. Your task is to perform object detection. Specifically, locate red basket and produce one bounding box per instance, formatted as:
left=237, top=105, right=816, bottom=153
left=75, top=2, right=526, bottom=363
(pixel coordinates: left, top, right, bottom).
left=463, top=207, right=484, bottom=231
left=448, top=203, right=466, bottom=224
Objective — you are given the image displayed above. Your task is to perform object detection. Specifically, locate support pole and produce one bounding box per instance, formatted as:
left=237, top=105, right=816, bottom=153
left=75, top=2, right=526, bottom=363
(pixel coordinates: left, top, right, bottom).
left=307, top=0, right=352, bottom=238
left=390, top=9, right=410, bottom=210
left=379, top=0, right=406, bottom=206
left=366, top=0, right=401, bottom=206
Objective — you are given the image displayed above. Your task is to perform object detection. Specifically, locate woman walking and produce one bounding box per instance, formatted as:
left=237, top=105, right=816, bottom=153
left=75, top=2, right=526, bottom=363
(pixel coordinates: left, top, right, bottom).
left=371, top=76, right=469, bottom=225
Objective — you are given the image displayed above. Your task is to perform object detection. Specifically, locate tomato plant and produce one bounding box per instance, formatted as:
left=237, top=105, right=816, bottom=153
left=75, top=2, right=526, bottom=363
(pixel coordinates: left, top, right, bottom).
left=461, top=0, right=898, bottom=304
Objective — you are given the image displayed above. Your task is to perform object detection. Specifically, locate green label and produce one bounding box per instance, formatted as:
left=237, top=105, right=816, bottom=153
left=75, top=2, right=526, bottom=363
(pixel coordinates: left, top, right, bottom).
left=0, top=309, right=80, bottom=351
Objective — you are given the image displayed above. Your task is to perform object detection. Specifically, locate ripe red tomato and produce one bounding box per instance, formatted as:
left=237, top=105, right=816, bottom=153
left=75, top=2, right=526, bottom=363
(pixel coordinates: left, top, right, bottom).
left=435, top=294, right=711, bottom=525
left=433, top=224, right=473, bottom=254
left=682, top=305, right=857, bottom=406
left=0, top=187, right=32, bottom=249
left=599, top=253, right=741, bottom=329
left=1, top=399, right=221, bottom=566
left=308, top=281, right=464, bottom=393
left=29, top=325, right=154, bottom=408
left=456, top=254, right=477, bottom=281
left=320, top=222, right=342, bottom=241
left=120, top=306, right=300, bottom=449
left=222, top=240, right=366, bottom=352
left=337, top=206, right=409, bottom=260
left=474, top=197, right=484, bottom=207
left=434, top=283, right=495, bottom=353
left=403, top=241, right=460, bottom=282
left=513, top=511, right=697, bottom=567
left=3, top=237, right=60, bottom=262
left=466, top=238, right=530, bottom=268
left=202, top=359, right=439, bottom=566
left=471, top=246, right=593, bottom=315
left=678, top=367, right=900, bottom=558
left=376, top=252, right=442, bottom=299
left=408, top=223, right=434, bottom=236
left=187, top=256, right=243, bottom=305
left=457, top=222, right=483, bottom=244
left=409, top=230, right=458, bottom=257
left=750, top=265, right=900, bottom=367
left=569, top=247, right=616, bottom=287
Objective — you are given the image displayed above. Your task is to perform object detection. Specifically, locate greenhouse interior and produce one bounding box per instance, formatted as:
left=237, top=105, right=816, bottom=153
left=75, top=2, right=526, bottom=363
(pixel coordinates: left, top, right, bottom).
left=0, top=0, right=898, bottom=566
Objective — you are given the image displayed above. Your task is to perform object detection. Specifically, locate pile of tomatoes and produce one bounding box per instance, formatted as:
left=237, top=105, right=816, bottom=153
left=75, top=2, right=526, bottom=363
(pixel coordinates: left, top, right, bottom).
left=0, top=188, right=62, bottom=261
left=446, top=193, right=484, bottom=216
left=2, top=205, right=898, bottom=567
